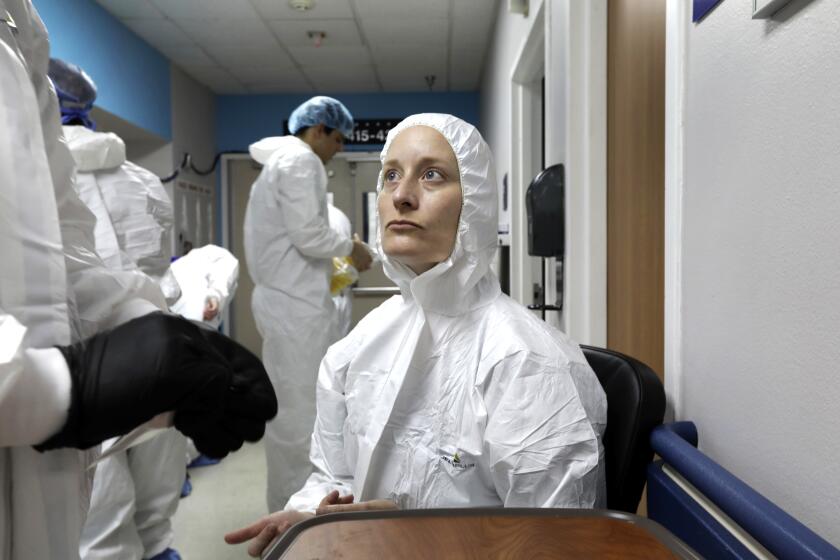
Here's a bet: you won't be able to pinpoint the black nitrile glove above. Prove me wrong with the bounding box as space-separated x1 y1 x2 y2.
35 313 277 458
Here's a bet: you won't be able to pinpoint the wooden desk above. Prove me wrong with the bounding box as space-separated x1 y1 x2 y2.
264 508 700 559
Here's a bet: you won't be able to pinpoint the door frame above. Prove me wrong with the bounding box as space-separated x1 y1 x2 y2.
509 2 545 315
219 151 382 341
663 0 688 421
509 0 608 343
219 153 251 337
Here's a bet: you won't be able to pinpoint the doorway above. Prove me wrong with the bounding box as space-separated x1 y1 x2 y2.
606 0 667 376
510 2 552 324
221 152 394 358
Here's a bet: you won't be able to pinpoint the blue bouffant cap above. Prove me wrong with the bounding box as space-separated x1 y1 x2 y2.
288 96 354 139
48 58 98 129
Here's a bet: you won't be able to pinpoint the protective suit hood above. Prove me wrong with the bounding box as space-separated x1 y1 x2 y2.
63 125 126 172
249 135 310 165
377 114 500 316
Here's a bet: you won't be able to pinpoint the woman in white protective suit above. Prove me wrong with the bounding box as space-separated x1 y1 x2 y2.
49 58 195 560
226 114 607 557
0 2 277 559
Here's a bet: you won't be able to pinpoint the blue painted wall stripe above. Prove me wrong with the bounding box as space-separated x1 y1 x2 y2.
34 0 172 139
216 91 481 153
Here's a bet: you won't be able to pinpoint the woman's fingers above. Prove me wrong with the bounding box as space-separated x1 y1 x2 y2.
317 499 396 515
316 491 354 514
246 521 293 558
318 490 340 509
224 517 268 544
247 523 279 558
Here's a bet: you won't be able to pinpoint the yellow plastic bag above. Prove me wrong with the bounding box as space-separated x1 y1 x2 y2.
330 256 358 296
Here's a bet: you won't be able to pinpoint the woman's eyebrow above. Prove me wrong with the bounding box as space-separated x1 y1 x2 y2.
384 156 454 169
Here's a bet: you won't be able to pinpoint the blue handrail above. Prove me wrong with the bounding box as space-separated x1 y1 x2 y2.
651 422 839 560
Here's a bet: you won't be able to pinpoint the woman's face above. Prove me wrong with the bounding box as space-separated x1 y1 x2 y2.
379 126 462 274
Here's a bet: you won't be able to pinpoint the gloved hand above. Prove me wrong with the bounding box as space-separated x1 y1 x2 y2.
35 313 277 457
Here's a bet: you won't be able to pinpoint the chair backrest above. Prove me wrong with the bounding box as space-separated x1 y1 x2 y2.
580 345 665 512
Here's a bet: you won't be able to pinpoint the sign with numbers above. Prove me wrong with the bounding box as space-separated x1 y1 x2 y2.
283 119 400 145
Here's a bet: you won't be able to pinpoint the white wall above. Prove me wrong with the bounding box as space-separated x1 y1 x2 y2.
480 0 606 345
481 1 540 202
481 0 544 316
170 66 218 251
675 0 840 545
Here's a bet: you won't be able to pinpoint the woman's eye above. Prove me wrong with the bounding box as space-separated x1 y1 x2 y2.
385 170 398 182
424 169 444 181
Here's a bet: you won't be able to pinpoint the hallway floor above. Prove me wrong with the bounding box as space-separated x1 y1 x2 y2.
172 441 268 559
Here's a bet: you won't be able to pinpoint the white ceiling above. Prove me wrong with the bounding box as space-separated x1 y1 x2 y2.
94 0 498 94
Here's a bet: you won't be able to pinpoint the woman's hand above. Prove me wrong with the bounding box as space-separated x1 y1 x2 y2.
224 510 312 558
203 296 220 321
315 489 398 515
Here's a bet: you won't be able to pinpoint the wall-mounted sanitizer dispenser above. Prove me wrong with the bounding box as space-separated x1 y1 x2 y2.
526 163 564 258
525 163 564 318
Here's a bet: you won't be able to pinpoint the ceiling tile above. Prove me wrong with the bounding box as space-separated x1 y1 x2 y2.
150 0 259 20
377 64 448 93
451 6 495 53
156 44 216 67
251 0 353 20
287 45 372 67
242 71 313 93
228 65 301 83
207 80 249 94
246 82 311 94
205 46 296 69
448 62 481 91
124 18 194 47
96 0 163 19
368 44 446 67
452 0 497 20
175 18 278 48
304 64 378 92
185 65 237 83
269 19 362 47
360 18 449 51
353 0 449 20
449 47 486 76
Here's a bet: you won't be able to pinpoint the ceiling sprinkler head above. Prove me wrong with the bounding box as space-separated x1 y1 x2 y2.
307 30 327 48
425 74 436 90
289 0 314 12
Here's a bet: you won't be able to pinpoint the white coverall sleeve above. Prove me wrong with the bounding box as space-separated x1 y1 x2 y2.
203 248 240 313
0 313 71 446
484 351 604 508
284 331 359 512
273 153 353 259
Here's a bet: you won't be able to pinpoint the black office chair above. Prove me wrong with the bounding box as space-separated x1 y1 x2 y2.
580 345 665 513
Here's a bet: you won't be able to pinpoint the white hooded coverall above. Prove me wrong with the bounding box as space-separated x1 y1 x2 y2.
287 114 607 511
244 136 354 510
0 1 166 557
169 244 239 330
62 125 187 560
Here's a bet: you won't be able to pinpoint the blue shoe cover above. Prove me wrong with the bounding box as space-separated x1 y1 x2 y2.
146 548 182 560
180 476 192 498
188 454 221 468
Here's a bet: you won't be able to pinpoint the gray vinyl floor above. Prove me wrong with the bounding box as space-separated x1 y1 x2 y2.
172 441 268 559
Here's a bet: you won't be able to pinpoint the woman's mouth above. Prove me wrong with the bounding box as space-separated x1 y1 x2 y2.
387 220 422 231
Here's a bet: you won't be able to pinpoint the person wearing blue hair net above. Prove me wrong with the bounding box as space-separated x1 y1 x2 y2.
244 96 373 511
48 58 190 560
0 1 277 558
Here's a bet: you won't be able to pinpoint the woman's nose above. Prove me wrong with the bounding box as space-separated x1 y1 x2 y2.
391 180 419 210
